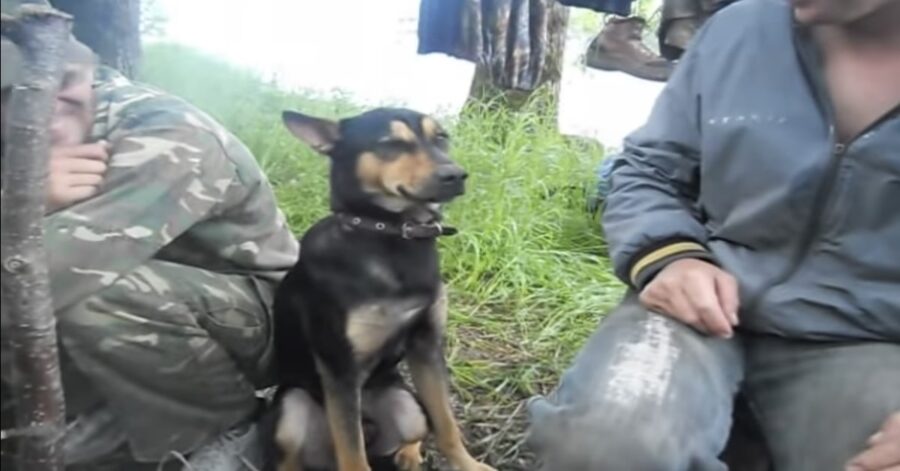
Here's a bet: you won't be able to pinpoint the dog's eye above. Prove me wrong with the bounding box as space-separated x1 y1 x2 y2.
433 133 450 148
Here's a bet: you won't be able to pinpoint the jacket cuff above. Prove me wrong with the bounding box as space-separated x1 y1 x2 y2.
628 238 717 289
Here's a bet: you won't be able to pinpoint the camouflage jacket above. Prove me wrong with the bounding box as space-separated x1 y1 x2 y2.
45 67 300 311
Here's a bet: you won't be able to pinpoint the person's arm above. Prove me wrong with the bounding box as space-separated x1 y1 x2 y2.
602 40 713 289
602 30 738 337
45 125 237 311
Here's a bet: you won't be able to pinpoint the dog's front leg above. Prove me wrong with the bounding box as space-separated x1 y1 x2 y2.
316 358 370 471
407 288 496 471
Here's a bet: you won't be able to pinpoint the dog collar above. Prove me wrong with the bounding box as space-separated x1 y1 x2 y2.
335 213 458 239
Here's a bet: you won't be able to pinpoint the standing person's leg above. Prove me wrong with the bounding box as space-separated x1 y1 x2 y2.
585 17 673 82
555 0 672 81
744 336 900 471
55 259 275 464
526 293 745 470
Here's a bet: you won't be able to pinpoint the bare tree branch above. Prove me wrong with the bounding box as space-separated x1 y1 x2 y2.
1 4 72 470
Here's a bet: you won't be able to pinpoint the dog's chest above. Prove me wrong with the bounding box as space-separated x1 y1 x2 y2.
345 295 431 360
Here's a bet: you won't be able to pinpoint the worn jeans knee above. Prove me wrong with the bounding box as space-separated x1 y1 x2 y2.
528 393 705 471
527 294 742 471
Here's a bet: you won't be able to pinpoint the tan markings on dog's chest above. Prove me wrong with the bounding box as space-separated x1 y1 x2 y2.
346 297 430 359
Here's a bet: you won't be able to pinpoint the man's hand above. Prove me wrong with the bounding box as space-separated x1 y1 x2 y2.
47 141 109 213
847 412 900 471
639 258 740 338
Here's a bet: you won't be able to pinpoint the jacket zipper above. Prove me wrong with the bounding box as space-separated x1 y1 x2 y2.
758 133 846 292
741 25 900 314
749 107 899 309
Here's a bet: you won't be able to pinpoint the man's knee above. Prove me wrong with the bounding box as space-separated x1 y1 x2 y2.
56 261 271 373
527 397 703 471
52 261 266 429
56 263 196 337
54 277 202 383
526 295 740 470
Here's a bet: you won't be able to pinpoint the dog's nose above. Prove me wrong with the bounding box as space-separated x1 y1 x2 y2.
436 165 468 184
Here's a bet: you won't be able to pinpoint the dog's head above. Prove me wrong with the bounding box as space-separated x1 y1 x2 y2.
282 108 466 217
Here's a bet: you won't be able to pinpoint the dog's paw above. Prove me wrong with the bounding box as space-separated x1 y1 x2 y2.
393 441 423 471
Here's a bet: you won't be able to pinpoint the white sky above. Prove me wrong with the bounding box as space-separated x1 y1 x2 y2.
155 0 664 149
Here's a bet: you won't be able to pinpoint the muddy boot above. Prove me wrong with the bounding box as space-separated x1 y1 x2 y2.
585 17 672 82
659 0 717 60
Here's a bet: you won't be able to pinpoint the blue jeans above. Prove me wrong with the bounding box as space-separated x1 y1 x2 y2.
526 294 900 470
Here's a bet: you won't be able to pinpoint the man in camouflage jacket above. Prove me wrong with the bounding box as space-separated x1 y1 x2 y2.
1 34 299 469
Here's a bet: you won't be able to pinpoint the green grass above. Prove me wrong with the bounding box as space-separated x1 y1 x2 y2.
141 43 625 469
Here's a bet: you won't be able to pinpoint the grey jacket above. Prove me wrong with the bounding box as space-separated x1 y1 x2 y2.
602 0 900 341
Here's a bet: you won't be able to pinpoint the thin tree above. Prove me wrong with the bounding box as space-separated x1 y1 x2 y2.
50 0 141 78
467 0 570 121
0 4 72 470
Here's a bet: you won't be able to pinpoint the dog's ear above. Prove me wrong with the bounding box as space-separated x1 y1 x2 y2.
282 111 340 155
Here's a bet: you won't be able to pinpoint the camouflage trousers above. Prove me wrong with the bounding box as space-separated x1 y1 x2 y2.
3 259 278 464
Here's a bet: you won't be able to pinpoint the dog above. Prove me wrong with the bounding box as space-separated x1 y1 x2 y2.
264 108 495 471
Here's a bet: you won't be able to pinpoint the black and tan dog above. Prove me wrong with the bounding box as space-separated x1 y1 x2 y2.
264 108 495 471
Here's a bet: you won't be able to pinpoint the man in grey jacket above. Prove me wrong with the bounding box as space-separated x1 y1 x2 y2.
526 0 899 469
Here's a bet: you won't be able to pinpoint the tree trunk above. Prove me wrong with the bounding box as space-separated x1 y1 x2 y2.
467 0 569 119
0 5 71 470
50 0 141 78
